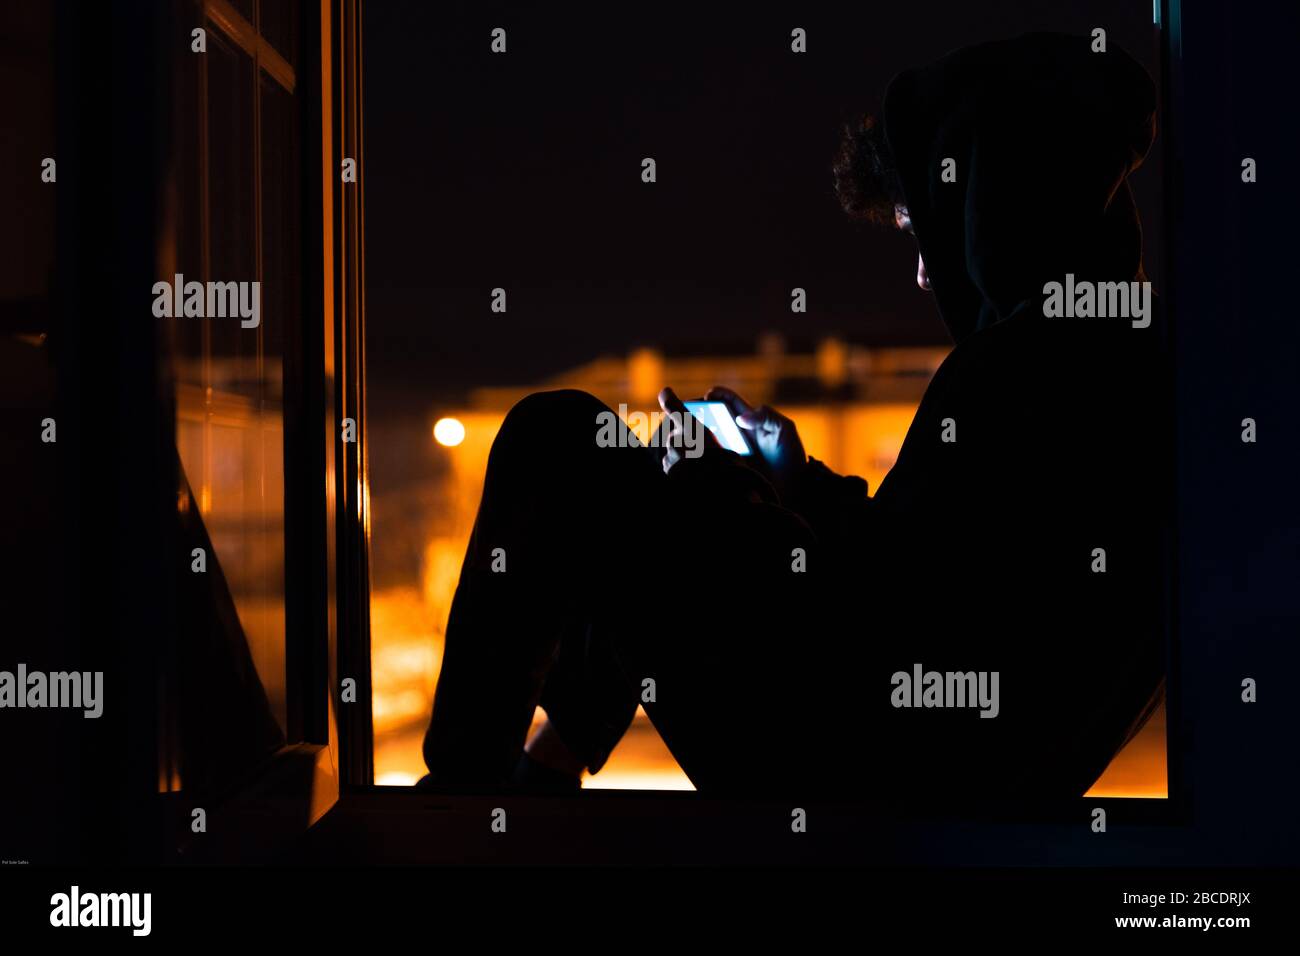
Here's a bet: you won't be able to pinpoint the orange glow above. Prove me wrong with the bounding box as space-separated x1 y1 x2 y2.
1085 702 1168 798
581 707 694 790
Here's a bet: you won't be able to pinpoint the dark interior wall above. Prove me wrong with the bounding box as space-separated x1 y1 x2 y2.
1 0 178 864
0 2 55 304
1168 0 1300 860
0 1 66 864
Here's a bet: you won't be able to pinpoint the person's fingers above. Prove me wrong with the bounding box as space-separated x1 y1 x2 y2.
659 389 687 470
659 386 719 460
736 404 780 431
705 385 754 419
658 386 687 416
661 397 684 445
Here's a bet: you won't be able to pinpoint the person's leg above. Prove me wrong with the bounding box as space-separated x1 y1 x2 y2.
606 494 831 795
531 616 640 778
421 390 659 787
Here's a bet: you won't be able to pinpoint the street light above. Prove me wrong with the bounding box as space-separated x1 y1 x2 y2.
433 417 465 447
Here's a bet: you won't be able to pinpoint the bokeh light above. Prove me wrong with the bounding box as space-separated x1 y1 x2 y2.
433 417 465 447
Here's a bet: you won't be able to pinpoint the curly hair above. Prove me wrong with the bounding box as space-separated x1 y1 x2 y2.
831 114 905 226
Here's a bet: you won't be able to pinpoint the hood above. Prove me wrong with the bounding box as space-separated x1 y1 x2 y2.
882 32 1157 342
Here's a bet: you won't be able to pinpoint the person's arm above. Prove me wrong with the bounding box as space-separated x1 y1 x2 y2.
701 386 874 544
781 455 872 543
658 383 879 551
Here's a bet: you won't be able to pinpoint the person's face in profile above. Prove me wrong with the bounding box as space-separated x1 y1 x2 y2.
894 205 931 292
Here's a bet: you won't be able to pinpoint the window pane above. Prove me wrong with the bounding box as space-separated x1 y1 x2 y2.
260 0 298 67
206 29 256 387
227 0 254 24
259 73 298 373
187 26 287 735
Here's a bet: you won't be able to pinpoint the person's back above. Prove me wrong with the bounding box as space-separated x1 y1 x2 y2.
840 314 1165 800
810 32 1166 799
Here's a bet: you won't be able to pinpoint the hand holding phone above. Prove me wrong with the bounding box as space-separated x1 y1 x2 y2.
658 387 804 489
703 386 807 496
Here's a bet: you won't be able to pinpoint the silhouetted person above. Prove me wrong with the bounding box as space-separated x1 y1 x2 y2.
422 32 1165 801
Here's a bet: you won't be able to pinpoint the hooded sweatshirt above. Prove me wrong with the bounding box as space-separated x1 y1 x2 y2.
789 33 1166 801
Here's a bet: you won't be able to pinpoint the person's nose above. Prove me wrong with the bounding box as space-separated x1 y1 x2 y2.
916 253 932 292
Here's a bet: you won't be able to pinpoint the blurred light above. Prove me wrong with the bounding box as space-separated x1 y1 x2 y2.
816 337 848 388
433 417 465 447
376 771 420 787
582 771 695 791
627 347 664 405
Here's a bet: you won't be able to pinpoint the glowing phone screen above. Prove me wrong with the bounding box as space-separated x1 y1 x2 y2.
683 400 752 455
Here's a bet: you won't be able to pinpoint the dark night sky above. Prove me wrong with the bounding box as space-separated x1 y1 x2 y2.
362 1 1161 411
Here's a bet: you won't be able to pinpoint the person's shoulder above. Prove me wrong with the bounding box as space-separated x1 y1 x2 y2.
946 309 1149 379
926 310 1156 438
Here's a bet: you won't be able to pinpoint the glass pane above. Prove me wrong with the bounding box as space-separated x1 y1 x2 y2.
174 26 287 736
206 30 257 392
260 0 298 67
259 73 298 374
227 0 254 24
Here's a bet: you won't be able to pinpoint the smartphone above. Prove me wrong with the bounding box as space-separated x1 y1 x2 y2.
683 400 753 455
